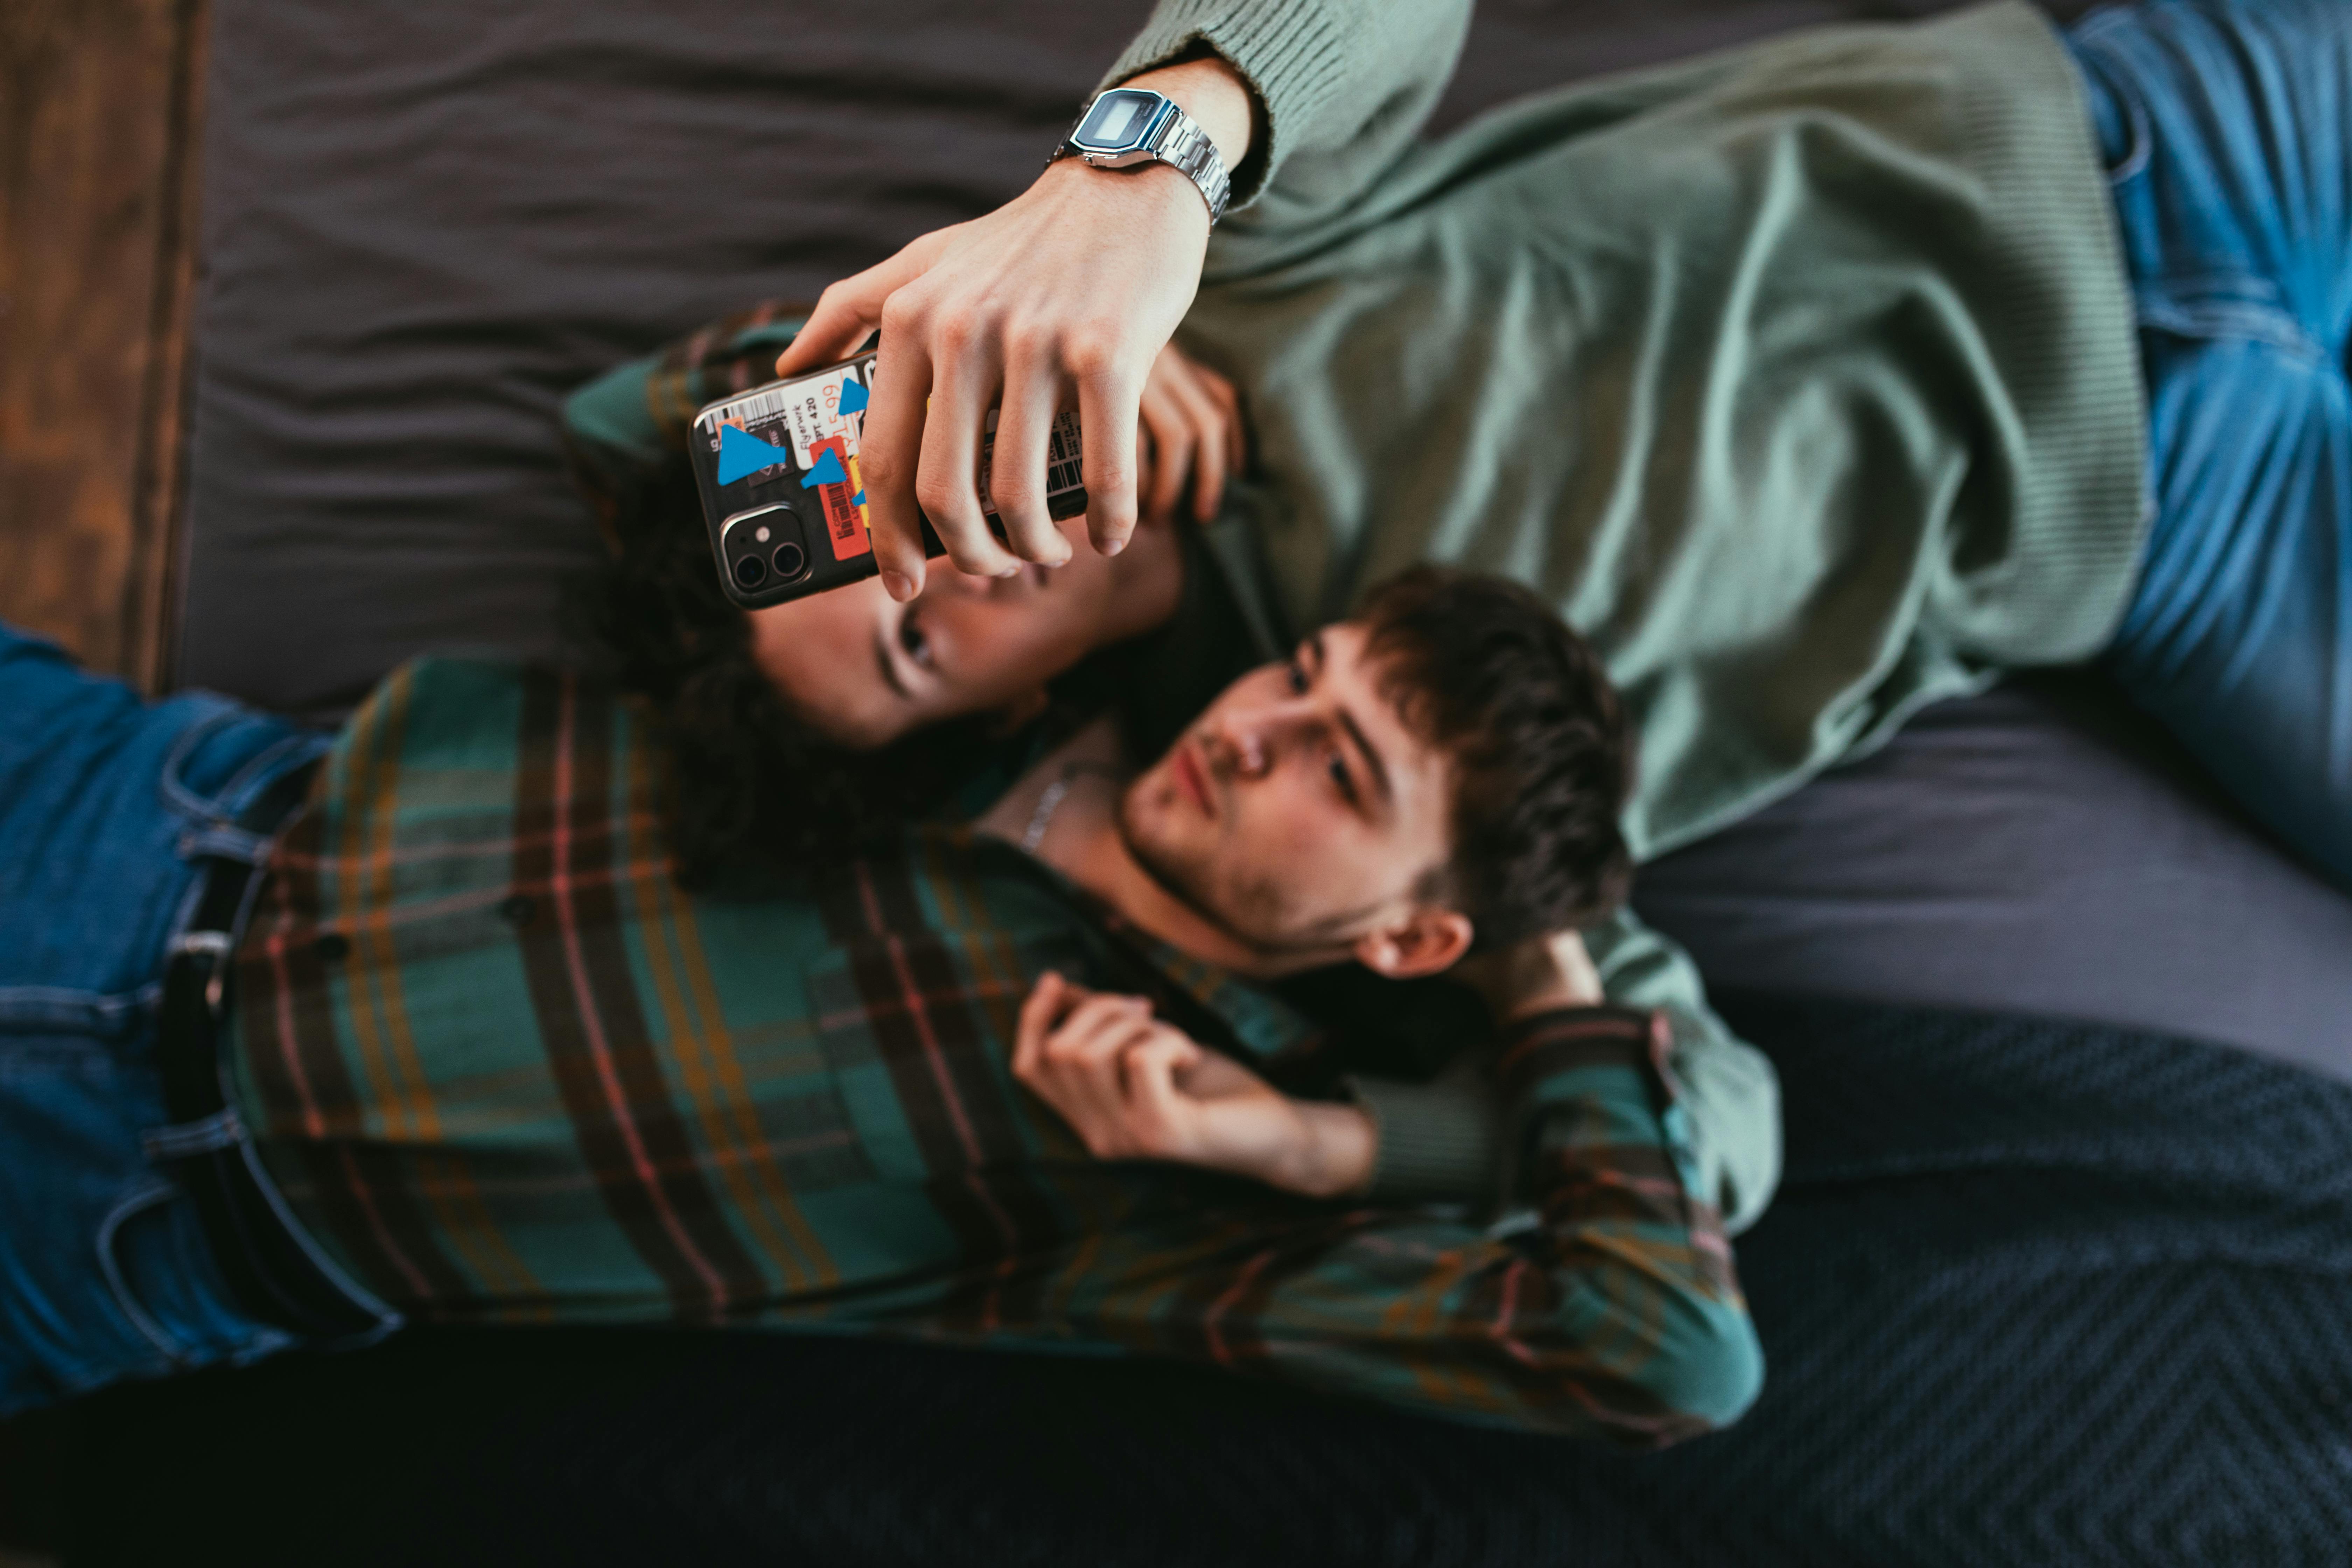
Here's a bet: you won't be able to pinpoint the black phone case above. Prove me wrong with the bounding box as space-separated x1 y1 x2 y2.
690 349 1088 609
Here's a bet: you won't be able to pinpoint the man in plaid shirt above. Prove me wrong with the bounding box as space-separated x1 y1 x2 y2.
3 569 1774 1443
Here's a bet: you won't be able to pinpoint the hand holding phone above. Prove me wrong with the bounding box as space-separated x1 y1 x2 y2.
769 56 1256 601
690 349 1086 609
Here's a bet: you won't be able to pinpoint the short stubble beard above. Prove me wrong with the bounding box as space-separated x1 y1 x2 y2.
1114 779 1381 965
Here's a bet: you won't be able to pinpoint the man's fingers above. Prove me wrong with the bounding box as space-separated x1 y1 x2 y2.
1121 1031 1204 1105
1014 970 1076 1079
858 321 943 598
1045 993 1154 1065
776 229 958 377
1115 1033 1200 1152
775 264 896 378
986 351 1072 565
1042 1001 1158 1154
913 330 1019 577
1163 372 1232 523
1074 351 1143 557
1201 363 1248 490
775 287 877 378
1139 392 1192 530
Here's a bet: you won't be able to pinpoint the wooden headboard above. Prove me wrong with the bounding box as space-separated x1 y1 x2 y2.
0 0 209 694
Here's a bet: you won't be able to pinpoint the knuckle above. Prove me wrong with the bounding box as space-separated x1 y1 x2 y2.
1064 327 1124 381
1089 449 1134 490
991 473 1041 515
877 291 926 338
931 305 982 356
913 473 969 521
1002 317 1051 367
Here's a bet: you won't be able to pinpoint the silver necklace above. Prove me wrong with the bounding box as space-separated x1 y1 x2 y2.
1017 761 1122 854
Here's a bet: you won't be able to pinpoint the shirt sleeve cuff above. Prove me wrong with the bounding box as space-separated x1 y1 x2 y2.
1345 1072 1498 1204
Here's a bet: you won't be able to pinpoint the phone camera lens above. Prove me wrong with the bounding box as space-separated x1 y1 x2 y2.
772 542 807 579
733 554 768 589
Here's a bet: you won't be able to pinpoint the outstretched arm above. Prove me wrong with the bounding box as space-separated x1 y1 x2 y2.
772 0 1475 601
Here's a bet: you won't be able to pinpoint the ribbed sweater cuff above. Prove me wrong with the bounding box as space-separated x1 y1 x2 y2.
1098 1 1351 210
1346 1073 1497 1203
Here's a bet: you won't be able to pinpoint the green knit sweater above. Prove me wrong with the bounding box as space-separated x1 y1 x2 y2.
1109 0 2148 856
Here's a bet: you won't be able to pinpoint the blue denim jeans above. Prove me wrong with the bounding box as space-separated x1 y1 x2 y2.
0 624 380 1416
2071 0 2352 887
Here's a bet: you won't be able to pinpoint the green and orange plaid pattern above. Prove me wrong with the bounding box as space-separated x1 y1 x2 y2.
227 656 1761 1443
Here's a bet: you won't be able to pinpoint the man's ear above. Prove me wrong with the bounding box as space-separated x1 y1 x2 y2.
1351 906 1475 981
985 686 1053 738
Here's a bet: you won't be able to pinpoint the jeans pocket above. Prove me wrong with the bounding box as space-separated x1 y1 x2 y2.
95 1178 195 1365
158 708 322 839
95 1174 292 1371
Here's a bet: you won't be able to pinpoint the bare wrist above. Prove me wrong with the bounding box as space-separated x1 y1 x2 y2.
1281 1103 1377 1199
1035 150 1214 242
1116 55 1256 169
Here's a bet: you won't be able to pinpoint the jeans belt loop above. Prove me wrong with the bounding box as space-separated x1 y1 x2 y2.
169 929 235 1018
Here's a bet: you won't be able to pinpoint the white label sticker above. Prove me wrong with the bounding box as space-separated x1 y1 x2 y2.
780 365 867 468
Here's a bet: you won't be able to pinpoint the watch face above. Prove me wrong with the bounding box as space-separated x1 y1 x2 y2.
1073 89 1163 154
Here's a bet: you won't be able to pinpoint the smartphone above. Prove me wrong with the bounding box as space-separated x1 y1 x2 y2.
689 348 1088 609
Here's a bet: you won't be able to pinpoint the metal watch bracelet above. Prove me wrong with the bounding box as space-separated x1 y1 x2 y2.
1051 90 1232 227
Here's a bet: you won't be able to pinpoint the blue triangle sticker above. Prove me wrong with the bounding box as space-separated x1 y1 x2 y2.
836 377 869 415
717 423 790 485
802 448 849 488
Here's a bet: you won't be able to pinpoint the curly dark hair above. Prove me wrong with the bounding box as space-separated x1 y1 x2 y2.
1357 566 1634 948
576 456 1016 890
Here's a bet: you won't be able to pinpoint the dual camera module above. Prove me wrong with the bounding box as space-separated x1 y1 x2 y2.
725 505 811 590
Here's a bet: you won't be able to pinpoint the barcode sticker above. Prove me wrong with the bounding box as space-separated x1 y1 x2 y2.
810 435 870 561
980 410 1085 514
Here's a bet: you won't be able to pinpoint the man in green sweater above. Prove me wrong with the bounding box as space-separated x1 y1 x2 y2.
763 0 2351 889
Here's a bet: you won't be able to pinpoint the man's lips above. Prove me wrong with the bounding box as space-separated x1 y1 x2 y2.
1170 739 1213 817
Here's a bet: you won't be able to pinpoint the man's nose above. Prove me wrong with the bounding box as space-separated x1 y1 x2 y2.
1210 703 1303 779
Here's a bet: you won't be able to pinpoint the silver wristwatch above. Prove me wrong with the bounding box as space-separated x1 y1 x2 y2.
1049 86 1232 226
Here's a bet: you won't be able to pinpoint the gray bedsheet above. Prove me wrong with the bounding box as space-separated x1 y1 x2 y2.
181 0 2347 1066
1634 672 2352 1080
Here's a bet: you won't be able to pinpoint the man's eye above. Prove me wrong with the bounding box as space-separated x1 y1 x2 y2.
900 614 934 670
1327 751 1356 803
1286 658 1308 695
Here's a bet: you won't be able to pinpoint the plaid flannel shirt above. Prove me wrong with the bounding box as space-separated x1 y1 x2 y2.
227 656 1763 1443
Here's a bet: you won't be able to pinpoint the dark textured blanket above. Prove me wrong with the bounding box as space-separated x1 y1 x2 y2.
12 993 2349 1566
